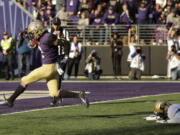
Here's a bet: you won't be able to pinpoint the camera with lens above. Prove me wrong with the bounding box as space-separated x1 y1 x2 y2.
136 48 142 54
171 45 177 53
19 29 28 39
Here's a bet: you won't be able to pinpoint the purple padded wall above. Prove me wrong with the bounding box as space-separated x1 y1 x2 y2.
0 0 32 38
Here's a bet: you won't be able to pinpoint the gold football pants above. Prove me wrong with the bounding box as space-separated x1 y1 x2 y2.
21 64 59 97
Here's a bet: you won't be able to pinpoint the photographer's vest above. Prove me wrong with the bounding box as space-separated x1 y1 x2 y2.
0 37 13 50
130 54 145 71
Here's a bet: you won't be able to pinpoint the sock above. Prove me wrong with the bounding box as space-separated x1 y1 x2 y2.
60 90 79 98
8 85 26 103
58 75 63 90
50 96 59 105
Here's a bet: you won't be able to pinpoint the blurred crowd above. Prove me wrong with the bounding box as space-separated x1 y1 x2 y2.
0 0 179 81
16 0 179 27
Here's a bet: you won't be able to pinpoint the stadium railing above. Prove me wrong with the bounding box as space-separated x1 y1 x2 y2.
64 24 167 46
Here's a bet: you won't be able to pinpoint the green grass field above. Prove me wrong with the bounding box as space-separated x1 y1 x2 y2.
0 93 180 135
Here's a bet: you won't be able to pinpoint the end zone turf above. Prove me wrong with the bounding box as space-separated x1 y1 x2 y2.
0 93 180 135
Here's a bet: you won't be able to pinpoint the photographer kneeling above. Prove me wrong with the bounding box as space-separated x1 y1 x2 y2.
167 45 180 80
84 50 102 80
129 46 145 80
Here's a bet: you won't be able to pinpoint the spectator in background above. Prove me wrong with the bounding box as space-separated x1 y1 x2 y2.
79 0 90 14
164 5 171 16
77 12 89 37
88 9 95 25
166 9 180 29
111 33 123 80
84 50 102 80
66 0 79 13
67 36 82 79
152 4 163 24
16 29 32 77
120 4 132 24
31 2 38 18
175 2 180 16
37 9 48 26
96 3 103 15
103 6 119 25
67 12 78 25
0 32 15 80
91 9 104 44
55 0 65 12
126 0 138 23
114 0 124 15
98 1 109 14
157 11 166 24
45 5 55 25
56 4 68 27
103 6 119 44
129 46 145 80
137 1 149 24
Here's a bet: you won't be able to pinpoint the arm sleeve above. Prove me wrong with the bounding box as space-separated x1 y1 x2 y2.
131 52 137 58
167 118 180 123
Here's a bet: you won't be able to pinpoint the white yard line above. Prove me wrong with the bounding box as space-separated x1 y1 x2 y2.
2 92 180 116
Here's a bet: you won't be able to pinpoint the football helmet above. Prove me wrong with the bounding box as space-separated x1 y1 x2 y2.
153 100 170 117
27 21 44 40
52 17 61 26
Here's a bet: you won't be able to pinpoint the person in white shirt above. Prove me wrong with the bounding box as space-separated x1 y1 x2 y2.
67 36 82 79
56 5 68 27
167 26 175 78
166 9 179 29
167 27 180 79
166 45 180 80
127 28 137 77
129 46 145 80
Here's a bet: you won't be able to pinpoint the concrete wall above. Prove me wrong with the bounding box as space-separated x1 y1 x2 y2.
72 46 168 76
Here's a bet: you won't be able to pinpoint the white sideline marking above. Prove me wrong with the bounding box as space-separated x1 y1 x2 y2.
1 92 180 116
0 81 180 83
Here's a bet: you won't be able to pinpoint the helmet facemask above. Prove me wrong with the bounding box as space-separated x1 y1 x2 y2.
153 100 170 120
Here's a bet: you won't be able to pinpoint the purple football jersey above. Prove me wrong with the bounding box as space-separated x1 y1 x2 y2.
38 33 58 64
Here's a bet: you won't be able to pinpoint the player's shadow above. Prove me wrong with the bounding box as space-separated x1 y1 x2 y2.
82 111 151 119
31 111 151 121
99 99 175 105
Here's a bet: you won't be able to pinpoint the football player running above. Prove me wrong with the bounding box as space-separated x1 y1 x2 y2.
1 21 89 108
48 17 82 106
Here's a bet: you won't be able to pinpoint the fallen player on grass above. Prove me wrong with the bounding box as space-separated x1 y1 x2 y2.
144 100 180 124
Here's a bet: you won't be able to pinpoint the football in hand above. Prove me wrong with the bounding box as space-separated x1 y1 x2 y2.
28 40 38 48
